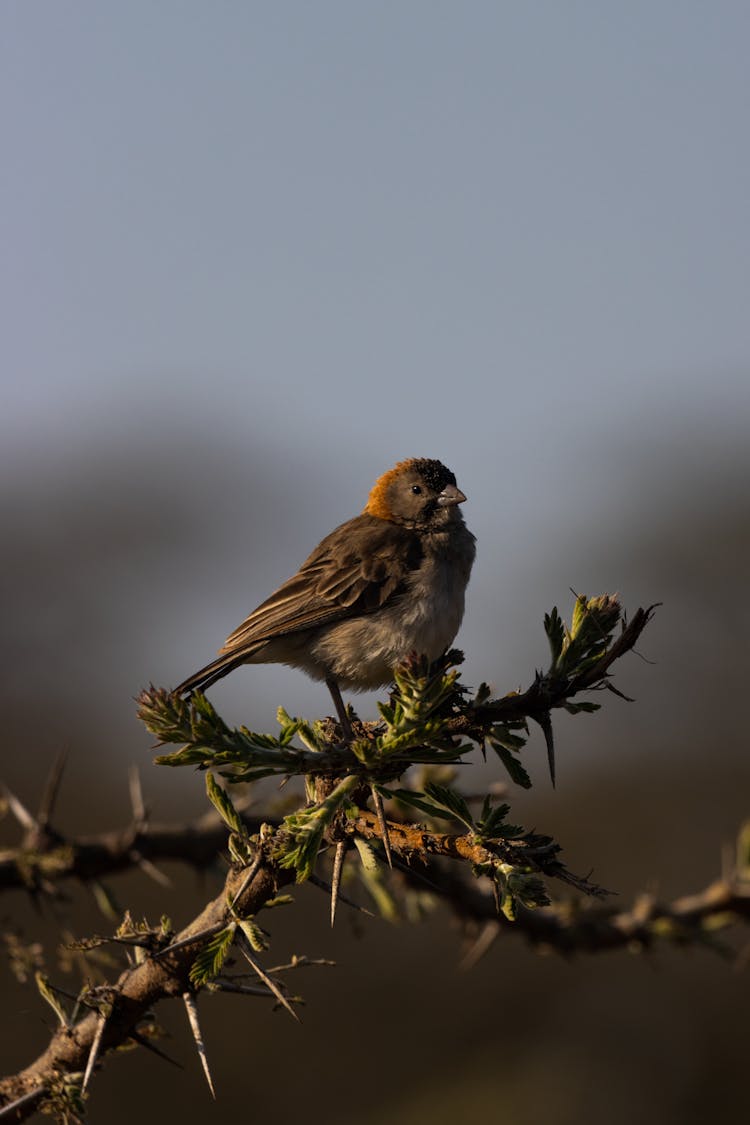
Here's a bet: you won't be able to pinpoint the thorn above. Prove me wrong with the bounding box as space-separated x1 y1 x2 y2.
128 765 147 826
82 1010 107 1093
459 921 501 971
74 933 158 953
534 712 556 788
237 935 300 1022
129 1029 184 1069
154 921 228 961
330 841 346 928
1 784 38 831
37 745 70 828
129 849 173 888
0 1088 46 1120
207 979 276 998
230 850 263 913
308 874 375 917
182 992 216 1099
50 983 92 1025
370 785 393 868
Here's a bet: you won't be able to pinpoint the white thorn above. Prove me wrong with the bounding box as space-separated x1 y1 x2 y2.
82 1011 107 1093
182 992 216 1099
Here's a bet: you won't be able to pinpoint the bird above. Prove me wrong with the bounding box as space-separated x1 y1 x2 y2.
174 457 476 734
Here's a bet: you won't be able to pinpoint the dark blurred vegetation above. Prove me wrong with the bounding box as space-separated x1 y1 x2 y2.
1 428 748 1124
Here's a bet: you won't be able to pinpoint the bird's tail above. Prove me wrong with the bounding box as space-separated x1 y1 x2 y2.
174 650 251 696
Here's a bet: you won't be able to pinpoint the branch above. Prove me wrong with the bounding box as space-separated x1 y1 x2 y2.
11 593 717 1121
0 849 293 1120
420 862 750 958
448 602 658 736
3 803 749 1117
350 809 750 951
0 801 266 895
347 810 608 898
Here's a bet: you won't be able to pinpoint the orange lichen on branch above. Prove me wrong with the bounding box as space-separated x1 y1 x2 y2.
348 810 495 865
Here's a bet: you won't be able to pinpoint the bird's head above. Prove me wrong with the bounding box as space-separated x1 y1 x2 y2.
364 458 467 530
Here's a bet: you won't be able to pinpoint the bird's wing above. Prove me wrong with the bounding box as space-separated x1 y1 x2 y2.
218 516 422 655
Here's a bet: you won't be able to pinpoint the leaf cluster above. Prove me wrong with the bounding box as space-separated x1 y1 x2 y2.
135 596 651 897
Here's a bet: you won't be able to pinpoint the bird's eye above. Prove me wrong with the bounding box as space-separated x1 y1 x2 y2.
411 484 422 495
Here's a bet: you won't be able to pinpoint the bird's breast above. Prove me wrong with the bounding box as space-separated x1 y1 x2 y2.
311 530 474 690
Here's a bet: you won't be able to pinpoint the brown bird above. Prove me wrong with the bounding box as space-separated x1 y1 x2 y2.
175 458 475 732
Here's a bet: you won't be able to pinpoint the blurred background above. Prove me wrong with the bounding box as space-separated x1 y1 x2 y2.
2 3 748 1122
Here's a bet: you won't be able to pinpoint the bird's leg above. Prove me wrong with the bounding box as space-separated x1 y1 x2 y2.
326 677 353 743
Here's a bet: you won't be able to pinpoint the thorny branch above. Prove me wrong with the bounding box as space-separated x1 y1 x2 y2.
2 595 749 1122
0 802 265 894
0 848 291 1119
2 798 750 1121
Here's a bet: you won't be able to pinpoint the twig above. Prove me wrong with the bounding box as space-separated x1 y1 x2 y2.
38 747 70 829
0 808 268 894
237 935 299 1022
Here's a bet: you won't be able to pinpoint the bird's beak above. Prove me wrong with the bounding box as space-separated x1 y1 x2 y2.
437 484 467 507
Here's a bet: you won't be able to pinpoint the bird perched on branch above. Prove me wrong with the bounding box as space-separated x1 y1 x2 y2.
175 457 475 733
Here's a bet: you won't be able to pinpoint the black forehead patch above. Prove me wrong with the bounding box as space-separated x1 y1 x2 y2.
410 459 457 492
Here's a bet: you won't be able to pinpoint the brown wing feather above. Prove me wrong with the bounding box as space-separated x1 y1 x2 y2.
219 515 422 655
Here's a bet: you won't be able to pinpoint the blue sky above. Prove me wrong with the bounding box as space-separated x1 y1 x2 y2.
3 2 749 746
4 3 748 450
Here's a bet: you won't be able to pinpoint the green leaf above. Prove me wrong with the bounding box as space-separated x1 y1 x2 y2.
422 782 474 830
154 745 214 767
474 681 492 705
189 924 236 986
570 594 589 640
507 871 550 909
276 707 313 748
489 739 531 789
499 883 517 921
279 774 360 882
206 772 245 836
264 894 295 909
563 700 601 714
35 972 69 1026
353 837 399 921
387 787 460 822
556 594 622 676
475 800 513 839
238 918 268 953
494 863 551 919
490 723 528 752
